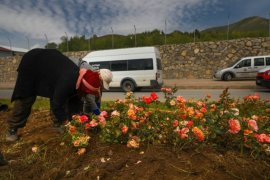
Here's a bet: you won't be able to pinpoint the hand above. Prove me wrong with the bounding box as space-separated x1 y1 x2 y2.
62 120 70 126
93 109 101 115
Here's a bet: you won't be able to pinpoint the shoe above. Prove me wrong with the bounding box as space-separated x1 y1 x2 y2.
6 129 19 142
0 104 8 112
0 153 8 166
53 120 69 127
52 122 67 134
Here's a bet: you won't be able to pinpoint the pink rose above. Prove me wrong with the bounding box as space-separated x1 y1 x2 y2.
248 120 258 132
228 119 241 134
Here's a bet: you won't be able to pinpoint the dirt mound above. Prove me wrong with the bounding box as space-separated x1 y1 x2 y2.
1 110 270 179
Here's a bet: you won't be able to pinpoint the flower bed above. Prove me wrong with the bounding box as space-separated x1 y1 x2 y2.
65 87 270 158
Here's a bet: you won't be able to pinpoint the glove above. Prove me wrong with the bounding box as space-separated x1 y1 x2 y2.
93 109 101 115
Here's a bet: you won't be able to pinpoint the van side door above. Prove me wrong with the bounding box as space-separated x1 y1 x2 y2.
252 57 266 77
233 59 252 78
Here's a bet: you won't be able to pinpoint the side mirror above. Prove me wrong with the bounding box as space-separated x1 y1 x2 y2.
234 64 240 69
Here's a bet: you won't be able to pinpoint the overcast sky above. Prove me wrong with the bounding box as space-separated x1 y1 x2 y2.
0 0 269 49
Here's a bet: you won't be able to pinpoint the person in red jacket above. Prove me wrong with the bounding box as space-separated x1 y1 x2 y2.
6 48 113 142
77 67 112 115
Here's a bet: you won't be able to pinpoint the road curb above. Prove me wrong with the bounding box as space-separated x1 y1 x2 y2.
0 82 15 90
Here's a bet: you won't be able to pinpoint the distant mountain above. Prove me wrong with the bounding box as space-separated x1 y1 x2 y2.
202 16 269 33
56 16 269 51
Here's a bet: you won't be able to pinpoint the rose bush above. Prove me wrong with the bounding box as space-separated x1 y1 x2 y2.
65 88 270 158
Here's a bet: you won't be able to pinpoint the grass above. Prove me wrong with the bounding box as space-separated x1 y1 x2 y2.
0 97 50 110
0 97 114 111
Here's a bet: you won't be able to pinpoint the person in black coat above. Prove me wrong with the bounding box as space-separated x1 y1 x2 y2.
6 48 113 142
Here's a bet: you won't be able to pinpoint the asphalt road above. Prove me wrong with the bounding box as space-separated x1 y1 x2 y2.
1 79 269 101
103 88 270 101
1 88 269 101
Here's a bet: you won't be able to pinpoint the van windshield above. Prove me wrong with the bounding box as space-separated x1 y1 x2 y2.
228 59 240 67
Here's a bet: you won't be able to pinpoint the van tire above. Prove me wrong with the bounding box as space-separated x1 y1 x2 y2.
122 80 135 92
223 72 233 81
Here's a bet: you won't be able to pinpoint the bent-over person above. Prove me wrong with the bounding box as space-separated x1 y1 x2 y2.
6 48 112 142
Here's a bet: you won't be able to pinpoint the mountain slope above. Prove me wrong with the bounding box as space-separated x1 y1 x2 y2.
202 16 269 33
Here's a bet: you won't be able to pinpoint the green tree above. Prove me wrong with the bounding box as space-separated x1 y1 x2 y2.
45 42 58 49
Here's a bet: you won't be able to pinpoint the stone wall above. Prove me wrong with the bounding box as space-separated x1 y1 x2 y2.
0 37 269 83
159 37 270 79
0 51 89 83
0 55 21 82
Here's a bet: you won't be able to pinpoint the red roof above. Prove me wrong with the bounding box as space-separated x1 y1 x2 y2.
0 47 11 52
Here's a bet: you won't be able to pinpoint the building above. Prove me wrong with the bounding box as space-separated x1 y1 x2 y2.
0 44 28 57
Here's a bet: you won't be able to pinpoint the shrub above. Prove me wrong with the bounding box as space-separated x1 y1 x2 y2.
65 88 270 158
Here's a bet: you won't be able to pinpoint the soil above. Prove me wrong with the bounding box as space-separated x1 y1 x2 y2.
1 109 270 180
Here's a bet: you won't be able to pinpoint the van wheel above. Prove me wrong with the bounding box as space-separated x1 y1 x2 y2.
122 80 135 92
223 72 233 81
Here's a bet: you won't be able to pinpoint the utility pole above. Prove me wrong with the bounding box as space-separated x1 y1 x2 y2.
84 24 91 51
44 34 49 48
134 25 137 47
268 12 270 37
111 27 114 48
25 36 30 50
193 19 197 43
91 27 95 50
65 32 69 52
193 29 196 43
164 20 167 45
88 35 91 51
227 14 230 40
6 36 12 51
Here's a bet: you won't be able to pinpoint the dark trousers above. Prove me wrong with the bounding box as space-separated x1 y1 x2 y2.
51 94 83 121
7 96 36 130
7 95 83 130
66 94 83 120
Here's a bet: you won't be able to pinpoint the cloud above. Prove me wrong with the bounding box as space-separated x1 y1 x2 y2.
0 0 217 35
0 0 269 49
0 2 70 43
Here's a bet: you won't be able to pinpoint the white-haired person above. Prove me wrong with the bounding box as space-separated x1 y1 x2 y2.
6 48 113 142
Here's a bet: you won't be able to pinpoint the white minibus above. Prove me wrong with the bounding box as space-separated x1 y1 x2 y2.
82 47 163 91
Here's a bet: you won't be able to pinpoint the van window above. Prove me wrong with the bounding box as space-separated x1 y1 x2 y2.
237 59 251 68
254 58 265 66
89 58 156 71
89 61 110 70
128 58 153 70
266 57 270 65
111 60 127 71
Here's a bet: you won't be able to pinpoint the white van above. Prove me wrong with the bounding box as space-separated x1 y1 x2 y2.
213 55 270 81
82 47 163 91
